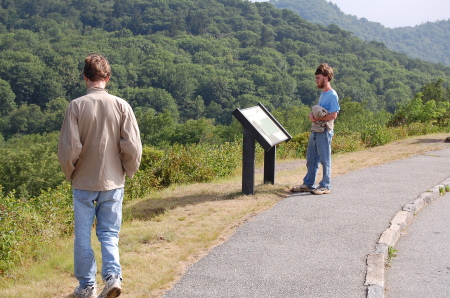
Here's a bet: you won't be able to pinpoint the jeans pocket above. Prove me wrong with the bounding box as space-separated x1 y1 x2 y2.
100 188 124 203
73 189 97 206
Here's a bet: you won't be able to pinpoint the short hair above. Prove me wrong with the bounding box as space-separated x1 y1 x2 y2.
315 63 334 82
83 54 111 82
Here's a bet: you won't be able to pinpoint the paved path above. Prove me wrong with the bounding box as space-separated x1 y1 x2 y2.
164 148 450 298
385 179 450 298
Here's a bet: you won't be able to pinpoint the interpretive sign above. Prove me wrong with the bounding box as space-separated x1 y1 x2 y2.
232 103 291 151
232 103 292 195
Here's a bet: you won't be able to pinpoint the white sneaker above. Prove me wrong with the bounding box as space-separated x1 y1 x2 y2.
98 274 122 298
73 284 97 298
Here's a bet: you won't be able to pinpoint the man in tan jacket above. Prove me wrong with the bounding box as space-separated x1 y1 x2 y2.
58 54 142 298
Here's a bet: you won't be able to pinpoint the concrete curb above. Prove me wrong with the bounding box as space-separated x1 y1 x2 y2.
365 177 450 298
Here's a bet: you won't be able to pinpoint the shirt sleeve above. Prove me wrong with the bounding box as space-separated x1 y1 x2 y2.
319 90 340 114
120 104 142 178
57 103 82 181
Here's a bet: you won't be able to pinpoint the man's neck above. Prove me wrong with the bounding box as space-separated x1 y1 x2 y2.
86 80 107 89
322 83 332 93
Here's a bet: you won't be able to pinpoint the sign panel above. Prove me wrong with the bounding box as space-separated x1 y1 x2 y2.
232 103 291 151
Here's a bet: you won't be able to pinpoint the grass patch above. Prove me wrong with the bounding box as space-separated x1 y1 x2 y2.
0 133 449 297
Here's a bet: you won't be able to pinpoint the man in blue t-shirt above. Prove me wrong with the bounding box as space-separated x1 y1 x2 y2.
292 63 340 195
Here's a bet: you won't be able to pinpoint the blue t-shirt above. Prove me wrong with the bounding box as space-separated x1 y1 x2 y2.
318 89 340 113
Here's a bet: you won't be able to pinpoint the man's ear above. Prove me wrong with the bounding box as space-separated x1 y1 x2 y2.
105 75 111 83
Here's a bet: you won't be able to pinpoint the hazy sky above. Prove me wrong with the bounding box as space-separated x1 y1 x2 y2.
251 0 450 28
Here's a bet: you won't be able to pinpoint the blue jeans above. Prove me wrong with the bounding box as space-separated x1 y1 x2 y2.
303 129 334 189
73 188 124 287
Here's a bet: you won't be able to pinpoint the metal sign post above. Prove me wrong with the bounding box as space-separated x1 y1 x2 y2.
242 129 256 195
264 146 276 185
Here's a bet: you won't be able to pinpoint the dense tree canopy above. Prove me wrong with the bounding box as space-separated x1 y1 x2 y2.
0 0 448 144
271 0 450 65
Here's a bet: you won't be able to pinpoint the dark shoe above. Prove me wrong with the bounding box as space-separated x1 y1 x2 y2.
310 187 330 195
292 184 312 192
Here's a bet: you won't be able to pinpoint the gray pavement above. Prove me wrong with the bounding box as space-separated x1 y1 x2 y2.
385 176 450 297
164 148 450 298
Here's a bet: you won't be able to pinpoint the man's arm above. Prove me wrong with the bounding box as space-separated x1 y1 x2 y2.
309 111 338 122
57 105 82 181
120 105 142 178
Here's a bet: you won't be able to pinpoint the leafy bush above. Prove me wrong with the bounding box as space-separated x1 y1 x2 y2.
406 122 441 136
332 131 364 154
277 132 310 158
0 132 64 198
0 182 72 274
157 142 241 186
125 147 165 201
361 124 395 147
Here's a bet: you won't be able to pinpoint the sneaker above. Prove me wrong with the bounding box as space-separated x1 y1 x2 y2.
310 187 331 195
73 284 97 298
291 184 312 192
98 274 122 298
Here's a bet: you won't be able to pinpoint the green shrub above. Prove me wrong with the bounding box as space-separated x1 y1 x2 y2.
406 122 440 136
125 142 243 200
0 133 64 198
0 182 73 274
158 142 241 185
278 132 310 158
125 147 166 201
332 131 364 153
361 124 395 147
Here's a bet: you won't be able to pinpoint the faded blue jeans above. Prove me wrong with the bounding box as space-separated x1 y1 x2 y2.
73 188 124 287
303 129 334 189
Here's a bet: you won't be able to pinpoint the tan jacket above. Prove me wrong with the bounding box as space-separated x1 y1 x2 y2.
58 87 142 191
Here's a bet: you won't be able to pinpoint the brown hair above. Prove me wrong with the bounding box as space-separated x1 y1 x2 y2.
315 63 334 82
83 54 111 82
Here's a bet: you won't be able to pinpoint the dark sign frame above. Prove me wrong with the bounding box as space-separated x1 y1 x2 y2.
232 103 292 151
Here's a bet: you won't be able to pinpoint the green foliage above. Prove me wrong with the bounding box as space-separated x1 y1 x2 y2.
335 97 391 133
124 147 165 201
332 131 365 154
0 182 73 273
0 0 449 139
1 0 450 277
0 78 16 116
156 142 241 186
390 89 450 128
0 132 65 198
279 132 310 158
273 0 450 66
361 125 409 147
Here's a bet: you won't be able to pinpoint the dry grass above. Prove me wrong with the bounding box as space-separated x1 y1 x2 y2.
0 133 449 297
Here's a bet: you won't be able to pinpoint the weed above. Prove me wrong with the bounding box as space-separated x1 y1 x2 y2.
387 246 398 266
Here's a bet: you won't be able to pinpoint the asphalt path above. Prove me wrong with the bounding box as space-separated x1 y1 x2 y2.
385 175 450 298
164 148 450 298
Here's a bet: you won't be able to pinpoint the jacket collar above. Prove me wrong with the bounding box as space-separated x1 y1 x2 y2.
87 87 108 94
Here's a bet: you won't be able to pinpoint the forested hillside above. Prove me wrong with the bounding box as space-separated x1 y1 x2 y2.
270 0 450 65
0 0 449 145
1 0 450 277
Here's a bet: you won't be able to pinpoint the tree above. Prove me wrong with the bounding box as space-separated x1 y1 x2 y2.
40 97 68 133
0 78 16 116
118 87 179 120
3 104 43 137
134 108 177 146
421 78 449 103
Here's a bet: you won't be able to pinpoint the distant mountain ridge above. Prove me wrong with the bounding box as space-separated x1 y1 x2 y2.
270 0 450 65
